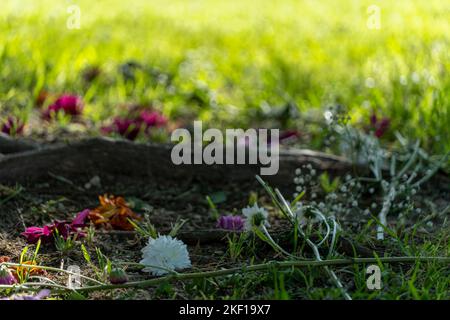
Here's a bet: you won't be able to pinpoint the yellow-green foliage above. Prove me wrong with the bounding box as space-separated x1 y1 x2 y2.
0 0 448 153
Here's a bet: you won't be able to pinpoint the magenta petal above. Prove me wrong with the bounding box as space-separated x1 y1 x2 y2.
23 226 44 233
53 221 71 239
71 209 90 228
21 226 46 244
43 94 83 119
42 225 53 236
140 111 167 128
56 95 83 115
113 117 142 140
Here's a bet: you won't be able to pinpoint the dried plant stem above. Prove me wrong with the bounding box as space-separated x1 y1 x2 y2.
377 184 397 240
305 238 352 300
0 262 104 285
53 256 450 294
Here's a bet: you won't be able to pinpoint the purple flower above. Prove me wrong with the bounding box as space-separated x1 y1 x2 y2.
369 113 390 138
1 289 50 300
1 117 24 136
216 215 244 231
0 266 16 285
375 118 390 138
43 94 83 119
370 114 378 126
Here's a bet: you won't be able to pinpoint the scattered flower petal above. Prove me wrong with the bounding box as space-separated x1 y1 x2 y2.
0 265 16 285
71 209 90 228
88 195 141 230
216 215 244 231
140 235 191 276
22 212 88 244
101 117 143 140
140 110 167 130
1 289 50 300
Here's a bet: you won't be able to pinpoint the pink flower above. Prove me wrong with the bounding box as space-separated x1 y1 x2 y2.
1 117 24 136
140 110 167 129
369 113 390 138
22 209 89 244
21 226 53 244
43 94 83 119
101 110 167 140
216 215 244 231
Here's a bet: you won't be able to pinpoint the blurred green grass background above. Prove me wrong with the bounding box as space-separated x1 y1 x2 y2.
0 0 449 153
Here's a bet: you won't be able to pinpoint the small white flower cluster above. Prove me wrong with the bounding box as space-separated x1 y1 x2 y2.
242 203 270 231
140 235 191 276
293 164 317 199
294 161 371 220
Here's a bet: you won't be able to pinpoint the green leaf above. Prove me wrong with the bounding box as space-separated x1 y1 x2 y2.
291 191 305 207
81 244 91 263
320 172 340 193
19 246 29 264
33 239 41 261
206 195 220 219
66 291 87 300
209 191 227 204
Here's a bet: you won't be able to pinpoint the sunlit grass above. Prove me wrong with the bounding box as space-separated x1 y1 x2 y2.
0 0 448 153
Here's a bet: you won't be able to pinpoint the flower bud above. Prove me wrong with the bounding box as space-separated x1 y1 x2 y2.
0 265 17 285
109 268 128 285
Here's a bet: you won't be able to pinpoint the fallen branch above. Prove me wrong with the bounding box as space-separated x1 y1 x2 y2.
0 137 357 190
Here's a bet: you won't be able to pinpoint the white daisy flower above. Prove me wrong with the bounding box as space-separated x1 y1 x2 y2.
242 203 270 231
140 235 191 276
